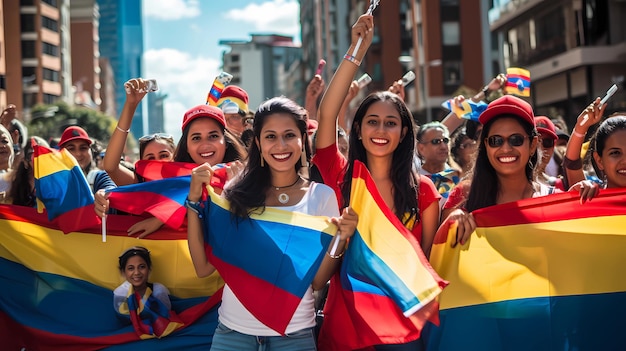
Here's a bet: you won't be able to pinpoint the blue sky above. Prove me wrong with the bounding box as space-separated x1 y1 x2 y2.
142 0 300 138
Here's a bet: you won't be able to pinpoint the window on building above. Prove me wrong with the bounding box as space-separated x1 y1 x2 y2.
42 42 59 57
231 55 239 63
442 22 460 46
42 0 58 8
21 41 36 59
42 16 59 32
43 68 59 82
0 75 6 90
43 94 58 105
443 61 462 95
20 14 35 32
20 0 35 5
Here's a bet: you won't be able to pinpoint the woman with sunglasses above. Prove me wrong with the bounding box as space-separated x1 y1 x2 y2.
534 116 565 191
312 15 441 350
440 95 599 245
186 96 358 350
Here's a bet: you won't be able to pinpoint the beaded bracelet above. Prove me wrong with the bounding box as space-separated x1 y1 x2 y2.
572 130 586 138
327 250 345 259
343 54 361 67
116 125 130 133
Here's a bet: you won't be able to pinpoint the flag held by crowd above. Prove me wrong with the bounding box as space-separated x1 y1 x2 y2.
199 185 337 335
318 161 447 350
441 99 488 122
505 67 531 97
0 205 223 350
33 144 100 233
426 188 626 351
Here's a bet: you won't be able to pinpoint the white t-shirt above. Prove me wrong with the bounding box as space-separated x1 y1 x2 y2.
218 181 340 336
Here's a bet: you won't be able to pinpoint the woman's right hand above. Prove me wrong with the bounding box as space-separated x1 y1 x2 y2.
123 78 149 105
94 189 109 218
189 163 214 202
575 97 606 132
350 14 374 57
440 208 476 248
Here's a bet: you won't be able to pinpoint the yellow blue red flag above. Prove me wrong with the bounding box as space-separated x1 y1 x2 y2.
426 189 626 350
318 161 447 350
505 67 531 97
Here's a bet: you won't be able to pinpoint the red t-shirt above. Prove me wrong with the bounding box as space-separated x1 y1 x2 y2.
312 144 440 242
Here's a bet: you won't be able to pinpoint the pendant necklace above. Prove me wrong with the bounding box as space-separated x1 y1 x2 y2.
273 176 301 204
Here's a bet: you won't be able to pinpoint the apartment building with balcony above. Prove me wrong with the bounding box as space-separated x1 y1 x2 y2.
4 0 72 119
490 0 626 127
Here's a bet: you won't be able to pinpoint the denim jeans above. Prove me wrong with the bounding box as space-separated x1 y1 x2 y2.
211 322 317 351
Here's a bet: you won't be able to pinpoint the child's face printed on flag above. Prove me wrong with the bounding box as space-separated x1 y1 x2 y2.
595 129 626 189
63 140 92 170
258 113 304 172
485 117 536 177
359 101 407 158
123 255 150 293
186 118 226 166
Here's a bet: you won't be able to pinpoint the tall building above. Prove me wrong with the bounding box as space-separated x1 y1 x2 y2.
489 0 626 127
0 1 7 109
70 0 101 110
220 35 302 110
97 0 144 136
300 0 350 80
3 0 73 119
147 91 167 134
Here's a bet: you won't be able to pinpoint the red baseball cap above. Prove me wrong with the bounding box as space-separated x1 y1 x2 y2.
534 116 557 140
182 105 226 131
479 95 535 129
59 126 92 148
217 86 249 113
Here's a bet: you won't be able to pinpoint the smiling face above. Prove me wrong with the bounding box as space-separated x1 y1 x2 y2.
123 255 150 294
0 131 13 170
358 101 407 159
257 113 303 176
63 140 92 171
186 118 226 165
484 117 537 178
418 128 450 167
594 129 626 188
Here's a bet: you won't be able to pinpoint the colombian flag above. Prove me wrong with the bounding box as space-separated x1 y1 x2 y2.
200 186 337 335
425 188 626 351
318 161 447 350
505 67 531 97
0 204 223 350
206 79 225 106
107 176 191 229
33 144 100 233
441 99 488 122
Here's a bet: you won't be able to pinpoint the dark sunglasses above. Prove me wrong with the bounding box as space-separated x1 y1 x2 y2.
423 137 450 145
486 134 528 148
138 133 174 144
541 138 555 148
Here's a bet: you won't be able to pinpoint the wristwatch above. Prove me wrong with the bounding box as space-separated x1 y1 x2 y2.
185 197 203 217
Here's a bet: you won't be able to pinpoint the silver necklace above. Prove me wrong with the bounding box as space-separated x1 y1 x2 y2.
272 176 301 204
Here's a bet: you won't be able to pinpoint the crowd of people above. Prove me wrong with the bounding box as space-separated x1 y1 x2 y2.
2 12 624 351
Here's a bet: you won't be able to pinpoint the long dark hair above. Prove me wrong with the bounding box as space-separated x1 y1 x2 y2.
341 91 419 226
224 97 310 218
10 136 49 207
118 246 152 272
173 122 246 164
592 115 626 184
465 116 538 212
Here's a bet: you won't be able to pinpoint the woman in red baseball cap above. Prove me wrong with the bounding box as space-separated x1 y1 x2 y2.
440 95 599 246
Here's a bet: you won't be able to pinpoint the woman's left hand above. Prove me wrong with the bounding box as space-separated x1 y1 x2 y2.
189 163 214 202
569 179 600 204
332 206 358 241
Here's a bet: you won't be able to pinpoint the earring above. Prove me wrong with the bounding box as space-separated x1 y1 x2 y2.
301 145 308 168
527 158 535 170
260 148 265 167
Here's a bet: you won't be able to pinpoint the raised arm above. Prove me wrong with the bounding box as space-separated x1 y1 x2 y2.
563 97 605 186
441 73 506 133
103 78 148 186
316 15 374 151
304 75 326 121
337 80 360 132
187 163 217 278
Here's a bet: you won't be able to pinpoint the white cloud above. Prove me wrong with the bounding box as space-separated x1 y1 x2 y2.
143 0 200 21
143 48 221 140
224 0 300 39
